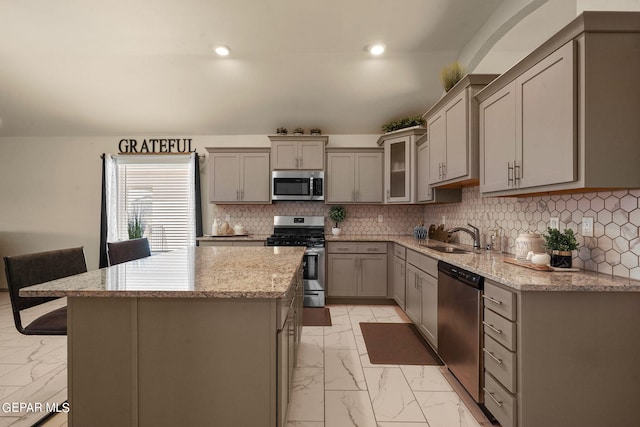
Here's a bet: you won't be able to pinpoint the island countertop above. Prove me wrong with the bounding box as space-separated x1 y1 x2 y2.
20 246 305 298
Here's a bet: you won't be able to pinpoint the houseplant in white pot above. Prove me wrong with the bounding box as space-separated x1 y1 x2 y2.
543 227 578 268
328 205 346 236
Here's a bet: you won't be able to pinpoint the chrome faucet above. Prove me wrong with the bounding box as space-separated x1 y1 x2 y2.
448 223 481 249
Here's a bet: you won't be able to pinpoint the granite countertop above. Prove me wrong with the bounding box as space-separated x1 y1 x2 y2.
197 234 270 241
20 246 305 299
327 234 640 292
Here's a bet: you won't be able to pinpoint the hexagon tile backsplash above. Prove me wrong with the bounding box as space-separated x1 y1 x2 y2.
209 203 425 237
424 187 640 280
208 186 640 281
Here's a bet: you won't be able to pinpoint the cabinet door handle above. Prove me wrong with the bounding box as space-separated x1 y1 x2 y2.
386 190 390 200
236 189 240 200
484 388 503 407
483 348 503 365
483 321 503 335
482 295 503 305
299 157 303 168
240 189 244 200
438 163 443 180
514 160 521 186
507 162 514 186
442 162 447 178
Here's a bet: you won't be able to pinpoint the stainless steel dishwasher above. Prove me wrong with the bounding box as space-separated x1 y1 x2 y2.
437 261 484 403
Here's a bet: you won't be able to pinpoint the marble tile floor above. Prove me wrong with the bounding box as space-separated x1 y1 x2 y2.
0 292 490 427
287 304 492 427
0 292 67 427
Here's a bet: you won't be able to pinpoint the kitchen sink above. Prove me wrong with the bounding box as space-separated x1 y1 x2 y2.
424 245 471 254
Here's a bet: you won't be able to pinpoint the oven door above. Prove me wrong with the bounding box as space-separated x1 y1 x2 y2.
303 247 325 307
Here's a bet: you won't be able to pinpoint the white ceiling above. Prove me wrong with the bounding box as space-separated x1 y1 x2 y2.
0 0 507 137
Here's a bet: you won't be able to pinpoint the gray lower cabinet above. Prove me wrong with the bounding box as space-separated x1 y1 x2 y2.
327 242 388 298
391 244 406 309
404 249 438 349
482 278 640 427
278 266 303 427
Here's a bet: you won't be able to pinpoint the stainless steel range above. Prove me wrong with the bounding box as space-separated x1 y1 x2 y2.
266 216 325 307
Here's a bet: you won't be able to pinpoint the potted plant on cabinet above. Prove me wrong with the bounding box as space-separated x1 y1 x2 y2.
381 115 425 133
543 227 578 268
328 205 346 236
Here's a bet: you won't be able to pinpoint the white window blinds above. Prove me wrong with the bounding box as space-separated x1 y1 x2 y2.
105 154 196 251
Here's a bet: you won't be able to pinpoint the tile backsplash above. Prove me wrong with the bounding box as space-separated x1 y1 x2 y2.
424 187 640 280
210 203 424 236
208 187 640 281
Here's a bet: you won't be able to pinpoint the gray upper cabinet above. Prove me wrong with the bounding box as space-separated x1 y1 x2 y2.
480 42 576 194
377 128 426 204
416 135 462 204
269 136 327 170
478 12 640 196
326 148 383 203
424 75 498 188
206 148 271 203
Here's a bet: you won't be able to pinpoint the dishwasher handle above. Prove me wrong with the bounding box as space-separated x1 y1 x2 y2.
437 261 484 289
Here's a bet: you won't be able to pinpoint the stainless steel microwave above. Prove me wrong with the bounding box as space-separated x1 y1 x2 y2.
272 171 324 201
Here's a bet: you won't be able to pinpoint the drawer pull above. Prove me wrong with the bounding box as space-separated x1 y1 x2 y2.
483 321 503 335
366 248 378 251
482 295 503 305
483 348 503 365
337 248 348 251
484 388 504 407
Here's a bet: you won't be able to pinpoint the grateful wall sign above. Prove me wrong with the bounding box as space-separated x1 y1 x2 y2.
118 138 194 154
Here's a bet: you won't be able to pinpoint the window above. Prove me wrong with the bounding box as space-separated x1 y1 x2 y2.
105 154 196 251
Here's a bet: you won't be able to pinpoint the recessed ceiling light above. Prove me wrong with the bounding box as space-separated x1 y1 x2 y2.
366 43 386 56
214 45 230 57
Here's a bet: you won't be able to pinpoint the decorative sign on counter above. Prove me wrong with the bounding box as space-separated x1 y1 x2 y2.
118 138 194 154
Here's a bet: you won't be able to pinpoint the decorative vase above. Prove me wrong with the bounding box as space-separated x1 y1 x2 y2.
332 227 341 236
550 250 572 268
413 224 427 240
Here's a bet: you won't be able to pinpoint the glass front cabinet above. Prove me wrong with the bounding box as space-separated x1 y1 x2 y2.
378 128 426 204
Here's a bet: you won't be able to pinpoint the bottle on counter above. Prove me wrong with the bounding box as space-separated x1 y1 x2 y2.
211 218 220 236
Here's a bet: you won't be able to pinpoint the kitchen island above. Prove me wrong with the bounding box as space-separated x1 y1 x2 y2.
21 246 305 427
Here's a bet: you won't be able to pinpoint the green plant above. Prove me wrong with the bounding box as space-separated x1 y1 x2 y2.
127 204 146 239
381 115 425 133
294 127 304 134
440 61 465 92
328 205 347 228
276 127 288 135
310 128 321 135
542 227 578 251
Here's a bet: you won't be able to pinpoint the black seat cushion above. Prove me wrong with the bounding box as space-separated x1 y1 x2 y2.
23 306 67 335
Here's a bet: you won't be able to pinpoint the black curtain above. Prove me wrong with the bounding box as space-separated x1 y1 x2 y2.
194 152 203 238
99 154 109 268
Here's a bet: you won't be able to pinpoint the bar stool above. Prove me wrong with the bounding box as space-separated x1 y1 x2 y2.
3 247 87 335
107 238 151 266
